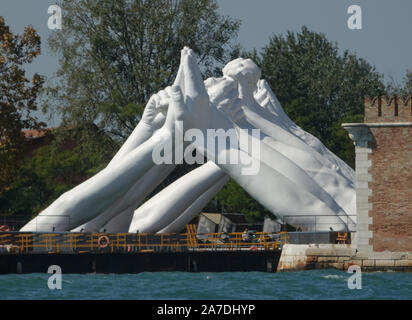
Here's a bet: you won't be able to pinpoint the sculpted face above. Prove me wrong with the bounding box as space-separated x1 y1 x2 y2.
222 58 261 92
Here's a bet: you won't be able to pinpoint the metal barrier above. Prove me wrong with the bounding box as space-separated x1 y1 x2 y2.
281 215 356 232
0 215 32 231
0 215 71 232
0 230 289 254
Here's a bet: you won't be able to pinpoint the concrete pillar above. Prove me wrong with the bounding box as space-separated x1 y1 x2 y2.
342 124 374 253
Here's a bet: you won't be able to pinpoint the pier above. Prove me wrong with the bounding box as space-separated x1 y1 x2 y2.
3 229 410 273
0 229 286 274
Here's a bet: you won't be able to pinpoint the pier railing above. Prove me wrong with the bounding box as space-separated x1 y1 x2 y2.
0 230 289 254
281 215 357 232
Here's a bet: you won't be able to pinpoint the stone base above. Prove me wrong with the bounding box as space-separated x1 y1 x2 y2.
277 244 412 272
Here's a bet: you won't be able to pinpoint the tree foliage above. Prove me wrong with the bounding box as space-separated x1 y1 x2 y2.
0 16 44 192
402 71 412 94
0 127 113 216
204 179 271 223
387 70 412 96
47 0 240 141
260 26 386 166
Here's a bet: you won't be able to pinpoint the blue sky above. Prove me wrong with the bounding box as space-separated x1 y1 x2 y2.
2 0 412 124
218 0 412 84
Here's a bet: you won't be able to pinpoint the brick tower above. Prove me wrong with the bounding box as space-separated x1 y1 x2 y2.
343 96 412 257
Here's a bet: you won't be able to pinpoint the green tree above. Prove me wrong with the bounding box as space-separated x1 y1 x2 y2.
387 70 412 96
42 0 243 221
204 179 271 223
46 0 240 142
0 17 44 192
0 126 113 217
260 26 385 166
402 71 412 94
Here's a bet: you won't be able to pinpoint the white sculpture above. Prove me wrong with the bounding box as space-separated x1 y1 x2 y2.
21 84 186 231
21 47 356 233
22 55 186 232
128 55 355 233
129 161 228 233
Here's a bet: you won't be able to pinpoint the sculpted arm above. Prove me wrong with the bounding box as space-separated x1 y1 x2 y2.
172 49 350 230
21 87 185 232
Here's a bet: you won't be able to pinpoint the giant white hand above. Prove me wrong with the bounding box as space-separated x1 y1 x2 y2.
252 79 356 224
127 49 345 234
254 79 355 182
126 65 240 234
158 68 356 234
72 88 176 232
108 89 168 166
20 62 189 232
157 50 350 231
73 48 222 233
74 48 225 233
215 58 356 226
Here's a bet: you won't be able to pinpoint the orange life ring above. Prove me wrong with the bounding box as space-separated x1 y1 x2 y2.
249 246 258 251
98 235 110 248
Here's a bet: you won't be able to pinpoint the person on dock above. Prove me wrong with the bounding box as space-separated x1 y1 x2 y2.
242 228 249 242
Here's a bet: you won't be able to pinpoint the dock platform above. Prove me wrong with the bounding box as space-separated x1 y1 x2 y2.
0 230 285 274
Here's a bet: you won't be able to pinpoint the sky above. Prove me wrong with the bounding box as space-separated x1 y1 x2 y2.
2 0 412 125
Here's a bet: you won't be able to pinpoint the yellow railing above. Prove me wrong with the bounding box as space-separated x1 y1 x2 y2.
0 230 289 254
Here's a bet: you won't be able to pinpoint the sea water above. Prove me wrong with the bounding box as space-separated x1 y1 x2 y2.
0 270 411 300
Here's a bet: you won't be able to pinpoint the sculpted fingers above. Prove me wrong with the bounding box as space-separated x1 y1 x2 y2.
157 89 170 111
163 85 186 130
141 94 158 124
181 48 208 107
173 48 188 88
254 80 280 114
206 76 240 120
206 77 237 105
254 81 267 105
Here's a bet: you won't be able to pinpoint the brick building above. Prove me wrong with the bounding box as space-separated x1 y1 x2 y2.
343 96 412 257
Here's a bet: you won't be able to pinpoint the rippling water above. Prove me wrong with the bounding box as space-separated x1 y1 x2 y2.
1 270 411 300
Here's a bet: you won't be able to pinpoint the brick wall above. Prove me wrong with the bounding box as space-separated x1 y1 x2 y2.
343 96 412 254
364 96 412 252
365 96 412 123
368 126 412 251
